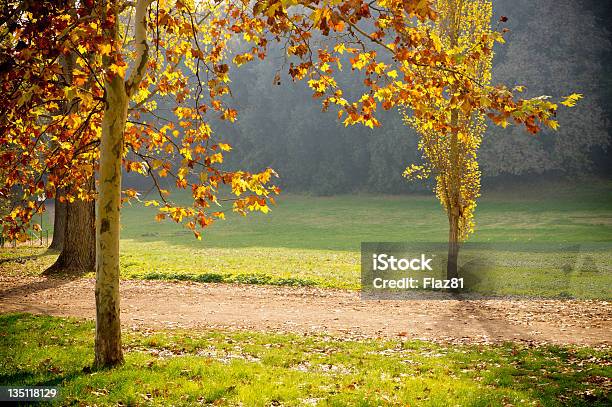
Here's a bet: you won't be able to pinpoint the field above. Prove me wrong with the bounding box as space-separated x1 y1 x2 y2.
1 313 610 406
2 181 611 297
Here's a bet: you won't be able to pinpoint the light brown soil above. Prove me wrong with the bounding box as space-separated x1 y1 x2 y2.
0 275 610 346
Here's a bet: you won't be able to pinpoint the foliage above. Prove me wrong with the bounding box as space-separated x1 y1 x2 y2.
0 0 281 241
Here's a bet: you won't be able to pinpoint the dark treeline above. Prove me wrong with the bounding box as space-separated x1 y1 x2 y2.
126 0 611 195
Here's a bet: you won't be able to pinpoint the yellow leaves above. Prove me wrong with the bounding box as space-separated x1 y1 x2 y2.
561 93 583 107
403 164 431 180
209 153 223 164
76 44 88 55
127 161 146 174
180 147 192 161
99 43 112 56
212 211 225 220
174 106 195 120
496 116 509 128
373 62 388 75
364 118 380 129
545 119 560 131
221 108 237 122
109 62 128 78
308 77 337 93
350 52 374 70
177 167 189 180
218 143 232 151
431 33 443 53
386 70 398 79
124 189 139 199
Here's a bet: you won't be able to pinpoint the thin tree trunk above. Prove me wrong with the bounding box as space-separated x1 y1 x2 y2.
48 192 66 251
447 210 460 280
446 11 462 283
94 0 151 369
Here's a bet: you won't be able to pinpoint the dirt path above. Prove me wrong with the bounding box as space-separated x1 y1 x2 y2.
0 275 610 346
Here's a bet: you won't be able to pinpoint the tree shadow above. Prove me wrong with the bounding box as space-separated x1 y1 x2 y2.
0 251 50 266
0 369 85 387
0 277 71 301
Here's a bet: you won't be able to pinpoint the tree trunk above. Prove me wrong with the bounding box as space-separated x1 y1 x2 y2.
45 181 95 274
94 0 150 368
446 3 461 284
94 74 128 368
48 192 66 251
447 210 460 280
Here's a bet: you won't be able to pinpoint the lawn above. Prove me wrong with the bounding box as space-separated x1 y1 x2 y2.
1 313 610 406
2 180 611 296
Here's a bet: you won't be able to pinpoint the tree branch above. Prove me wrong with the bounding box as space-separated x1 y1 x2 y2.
125 0 152 96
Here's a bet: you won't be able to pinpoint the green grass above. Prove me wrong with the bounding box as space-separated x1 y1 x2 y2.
2 181 611 296
1 313 610 406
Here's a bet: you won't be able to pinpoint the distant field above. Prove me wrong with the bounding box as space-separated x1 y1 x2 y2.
2 181 611 296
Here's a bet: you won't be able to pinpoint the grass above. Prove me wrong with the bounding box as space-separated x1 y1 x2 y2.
1 313 610 406
1 181 611 296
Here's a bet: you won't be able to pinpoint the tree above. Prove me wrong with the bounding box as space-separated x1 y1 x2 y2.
402 0 494 279
46 183 95 274
1 0 280 367
47 7 96 272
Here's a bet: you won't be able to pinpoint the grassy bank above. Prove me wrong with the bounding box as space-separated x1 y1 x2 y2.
1 313 610 406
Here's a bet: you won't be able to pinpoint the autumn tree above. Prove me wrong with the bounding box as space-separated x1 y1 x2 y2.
400 0 581 279
401 0 495 279
1 0 279 367
47 1 96 274
0 0 97 271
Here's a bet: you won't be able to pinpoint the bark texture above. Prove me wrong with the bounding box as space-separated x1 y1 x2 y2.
48 193 66 251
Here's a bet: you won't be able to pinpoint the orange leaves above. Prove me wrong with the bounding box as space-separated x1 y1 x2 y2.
232 53 254 67
108 60 128 79
221 108 238 123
